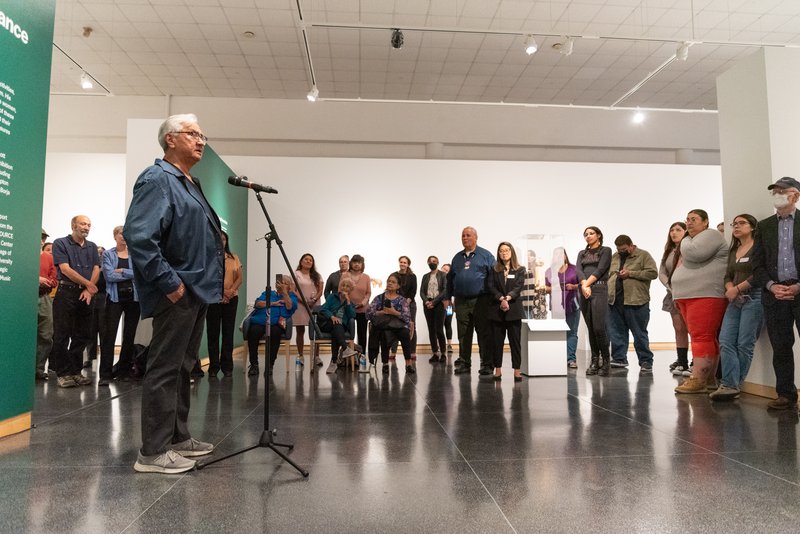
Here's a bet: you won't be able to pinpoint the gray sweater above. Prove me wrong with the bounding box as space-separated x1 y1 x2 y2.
671 228 728 300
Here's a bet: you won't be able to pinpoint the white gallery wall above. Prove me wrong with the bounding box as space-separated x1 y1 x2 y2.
42 153 126 250
226 155 723 345
42 150 723 346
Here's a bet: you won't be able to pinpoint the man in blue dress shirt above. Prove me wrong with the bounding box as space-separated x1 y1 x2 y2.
446 226 496 375
125 114 224 473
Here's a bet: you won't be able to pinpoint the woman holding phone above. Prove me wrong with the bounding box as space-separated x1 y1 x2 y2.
366 273 413 374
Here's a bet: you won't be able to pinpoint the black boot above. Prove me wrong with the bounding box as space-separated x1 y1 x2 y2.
598 351 610 376
586 354 599 375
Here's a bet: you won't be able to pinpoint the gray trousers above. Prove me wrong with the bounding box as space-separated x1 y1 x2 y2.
140 290 207 456
36 295 54 373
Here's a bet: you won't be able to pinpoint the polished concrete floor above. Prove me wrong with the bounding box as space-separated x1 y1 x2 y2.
2 350 800 533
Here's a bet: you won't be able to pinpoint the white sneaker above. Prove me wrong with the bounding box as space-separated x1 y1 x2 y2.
671 366 688 376
326 361 337 374
134 450 196 474
342 347 357 359
172 437 214 457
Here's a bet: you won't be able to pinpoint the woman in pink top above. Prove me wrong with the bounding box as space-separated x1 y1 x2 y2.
341 254 371 352
293 253 323 367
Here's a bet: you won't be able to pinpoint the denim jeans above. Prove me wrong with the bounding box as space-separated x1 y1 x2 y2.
565 308 580 362
719 290 763 389
608 300 653 366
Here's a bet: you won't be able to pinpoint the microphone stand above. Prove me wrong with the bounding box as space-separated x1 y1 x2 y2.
197 190 310 477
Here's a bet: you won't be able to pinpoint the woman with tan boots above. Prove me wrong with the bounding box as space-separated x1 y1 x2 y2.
671 209 728 394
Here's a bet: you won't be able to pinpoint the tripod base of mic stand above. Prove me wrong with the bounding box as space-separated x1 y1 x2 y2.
196 429 309 477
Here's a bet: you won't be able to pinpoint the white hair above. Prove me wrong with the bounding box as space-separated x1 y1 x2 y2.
157 113 199 151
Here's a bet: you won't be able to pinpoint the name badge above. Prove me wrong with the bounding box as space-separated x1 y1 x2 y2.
507 274 515 279
738 257 750 263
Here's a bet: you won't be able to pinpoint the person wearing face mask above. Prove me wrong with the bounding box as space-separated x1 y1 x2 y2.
752 177 800 410
420 255 448 363
606 235 658 375
671 209 728 394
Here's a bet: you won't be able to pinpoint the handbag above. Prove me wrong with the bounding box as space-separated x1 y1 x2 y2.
371 313 405 330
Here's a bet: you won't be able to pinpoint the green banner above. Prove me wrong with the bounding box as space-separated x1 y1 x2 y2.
0 0 56 422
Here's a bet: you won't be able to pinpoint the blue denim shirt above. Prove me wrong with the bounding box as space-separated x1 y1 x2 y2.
447 246 495 298
124 159 224 317
102 247 138 303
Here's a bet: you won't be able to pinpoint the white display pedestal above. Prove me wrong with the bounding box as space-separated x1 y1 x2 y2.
520 319 569 377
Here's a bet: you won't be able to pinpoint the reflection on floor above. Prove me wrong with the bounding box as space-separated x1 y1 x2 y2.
2 350 800 533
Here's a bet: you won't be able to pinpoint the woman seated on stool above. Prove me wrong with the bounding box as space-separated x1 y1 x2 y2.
318 278 357 374
366 273 414 374
247 275 298 376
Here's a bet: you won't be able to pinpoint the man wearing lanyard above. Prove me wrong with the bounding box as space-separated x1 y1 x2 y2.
445 227 496 375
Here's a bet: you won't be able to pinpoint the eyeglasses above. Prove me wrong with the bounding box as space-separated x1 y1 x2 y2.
176 130 207 142
730 221 750 227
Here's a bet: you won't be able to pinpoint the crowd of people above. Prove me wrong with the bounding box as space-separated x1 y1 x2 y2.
35 113 800 475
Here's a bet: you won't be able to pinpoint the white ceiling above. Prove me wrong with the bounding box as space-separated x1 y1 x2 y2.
51 0 800 110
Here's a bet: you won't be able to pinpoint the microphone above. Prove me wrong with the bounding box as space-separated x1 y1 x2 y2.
227 176 278 194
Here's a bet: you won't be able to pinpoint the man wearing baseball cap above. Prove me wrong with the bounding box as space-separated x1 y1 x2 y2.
753 176 800 410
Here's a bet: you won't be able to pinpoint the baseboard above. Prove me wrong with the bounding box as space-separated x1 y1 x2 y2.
0 412 31 439
740 382 777 400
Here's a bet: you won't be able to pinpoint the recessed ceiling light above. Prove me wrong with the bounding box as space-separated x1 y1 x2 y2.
524 35 538 55
242 31 255 39
80 72 93 90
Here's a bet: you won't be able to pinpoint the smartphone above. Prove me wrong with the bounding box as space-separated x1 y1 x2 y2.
276 274 284 284
383 298 392 309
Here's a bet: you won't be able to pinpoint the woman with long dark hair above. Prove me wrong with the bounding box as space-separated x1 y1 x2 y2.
545 247 580 369
205 230 242 377
366 273 413 374
487 242 525 381
392 255 418 363
576 226 613 376
671 209 728 394
293 253 323 367
659 222 691 376
711 214 762 401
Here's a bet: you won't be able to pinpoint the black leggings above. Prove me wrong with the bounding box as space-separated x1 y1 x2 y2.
424 303 446 354
369 327 411 364
579 283 610 360
247 323 284 367
320 319 351 362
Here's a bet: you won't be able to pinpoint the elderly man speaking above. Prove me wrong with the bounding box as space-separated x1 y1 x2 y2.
125 114 224 474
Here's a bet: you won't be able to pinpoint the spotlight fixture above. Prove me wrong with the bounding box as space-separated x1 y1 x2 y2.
632 111 645 124
391 28 404 49
80 71 93 90
553 36 575 56
676 41 689 61
307 85 319 102
524 34 538 55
